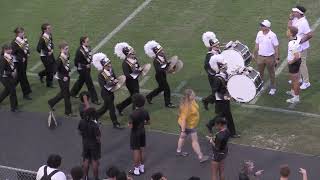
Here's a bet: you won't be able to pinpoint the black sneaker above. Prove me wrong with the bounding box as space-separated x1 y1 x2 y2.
113 123 123 129
39 74 44 83
92 101 101 105
165 103 176 108
202 98 209 111
23 94 32 100
116 105 123 116
65 113 77 118
11 108 21 112
146 96 153 104
46 85 55 88
176 151 189 157
231 134 241 138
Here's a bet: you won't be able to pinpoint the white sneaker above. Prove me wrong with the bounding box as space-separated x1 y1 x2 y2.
286 97 300 103
300 82 311 90
139 164 145 174
286 90 294 96
134 167 140 176
268 88 276 95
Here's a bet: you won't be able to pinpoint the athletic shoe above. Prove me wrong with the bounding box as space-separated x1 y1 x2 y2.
176 151 189 157
199 155 209 163
139 164 145 174
129 168 140 176
268 88 276 95
231 134 241 138
300 82 311 90
286 97 300 104
165 103 176 108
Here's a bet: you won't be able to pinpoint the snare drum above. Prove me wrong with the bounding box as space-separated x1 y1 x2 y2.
227 69 263 103
221 41 252 74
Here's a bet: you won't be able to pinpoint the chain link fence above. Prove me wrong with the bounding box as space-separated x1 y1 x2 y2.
0 165 37 180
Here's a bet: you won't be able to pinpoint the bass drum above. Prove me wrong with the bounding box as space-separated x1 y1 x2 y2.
227 69 263 103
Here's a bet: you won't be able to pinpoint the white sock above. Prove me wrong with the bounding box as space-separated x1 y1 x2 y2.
139 164 144 172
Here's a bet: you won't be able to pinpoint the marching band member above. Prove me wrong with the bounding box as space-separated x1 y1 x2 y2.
70 36 100 105
37 23 55 88
0 44 19 112
144 40 175 108
11 27 32 100
206 55 239 138
201 32 221 110
48 41 74 117
114 42 141 115
92 53 122 129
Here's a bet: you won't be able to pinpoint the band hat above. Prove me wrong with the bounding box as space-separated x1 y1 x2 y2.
292 7 304 15
260 20 271 28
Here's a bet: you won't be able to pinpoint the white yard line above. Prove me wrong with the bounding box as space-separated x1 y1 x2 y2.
241 104 320 118
139 76 150 86
250 16 320 104
174 80 187 93
30 0 153 73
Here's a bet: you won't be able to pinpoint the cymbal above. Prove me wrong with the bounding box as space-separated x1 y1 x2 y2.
111 75 126 92
167 56 183 74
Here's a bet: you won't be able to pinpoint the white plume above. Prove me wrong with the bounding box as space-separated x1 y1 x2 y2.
144 40 161 58
92 52 110 71
114 42 132 60
202 31 219 48
209 54 225 73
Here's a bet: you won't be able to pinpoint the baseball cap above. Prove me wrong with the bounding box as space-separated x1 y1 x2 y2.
260 20 271 28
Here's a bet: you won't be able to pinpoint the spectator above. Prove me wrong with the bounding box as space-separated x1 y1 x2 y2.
299 168 308 180
36 154 66 180
105 166 120 180
151 172 167 180
176 89 209 163
70 166 83 180
209 117 230 180
188 177 200 180
128 93 150 176
78 108 101 180
116 171 133 180
280 164 290 180
238 160 263 180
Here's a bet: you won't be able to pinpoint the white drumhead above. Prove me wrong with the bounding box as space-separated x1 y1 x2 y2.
227 74 256 102
221 50 245 74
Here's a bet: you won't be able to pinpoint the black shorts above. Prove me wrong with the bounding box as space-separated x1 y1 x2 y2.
82 143 101 161
288 59 301 74
130 131 146 150
211 152 227 162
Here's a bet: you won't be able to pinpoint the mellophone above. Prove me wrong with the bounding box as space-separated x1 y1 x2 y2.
220 40 264 103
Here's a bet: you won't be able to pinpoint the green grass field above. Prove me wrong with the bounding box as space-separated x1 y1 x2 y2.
1 0 320 155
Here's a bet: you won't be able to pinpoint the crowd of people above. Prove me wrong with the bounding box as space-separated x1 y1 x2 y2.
0 3 315 180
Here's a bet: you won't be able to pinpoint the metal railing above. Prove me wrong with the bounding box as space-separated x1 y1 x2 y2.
0 165 37 180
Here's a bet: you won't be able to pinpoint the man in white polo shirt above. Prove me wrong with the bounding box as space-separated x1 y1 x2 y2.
288 5 313 90
254 19 279 95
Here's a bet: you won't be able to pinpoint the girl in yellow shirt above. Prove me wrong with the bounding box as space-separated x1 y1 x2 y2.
176 89 209 163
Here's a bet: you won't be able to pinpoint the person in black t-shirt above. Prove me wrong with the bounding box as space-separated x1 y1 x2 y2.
128 93 150 176
208 116 230 180
78 108 101 180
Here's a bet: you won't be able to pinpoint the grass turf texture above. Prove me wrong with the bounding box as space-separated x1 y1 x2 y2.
0 0 320 155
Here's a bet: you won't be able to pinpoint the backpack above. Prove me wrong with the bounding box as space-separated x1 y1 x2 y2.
48 111 58 129
40 166 59 180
